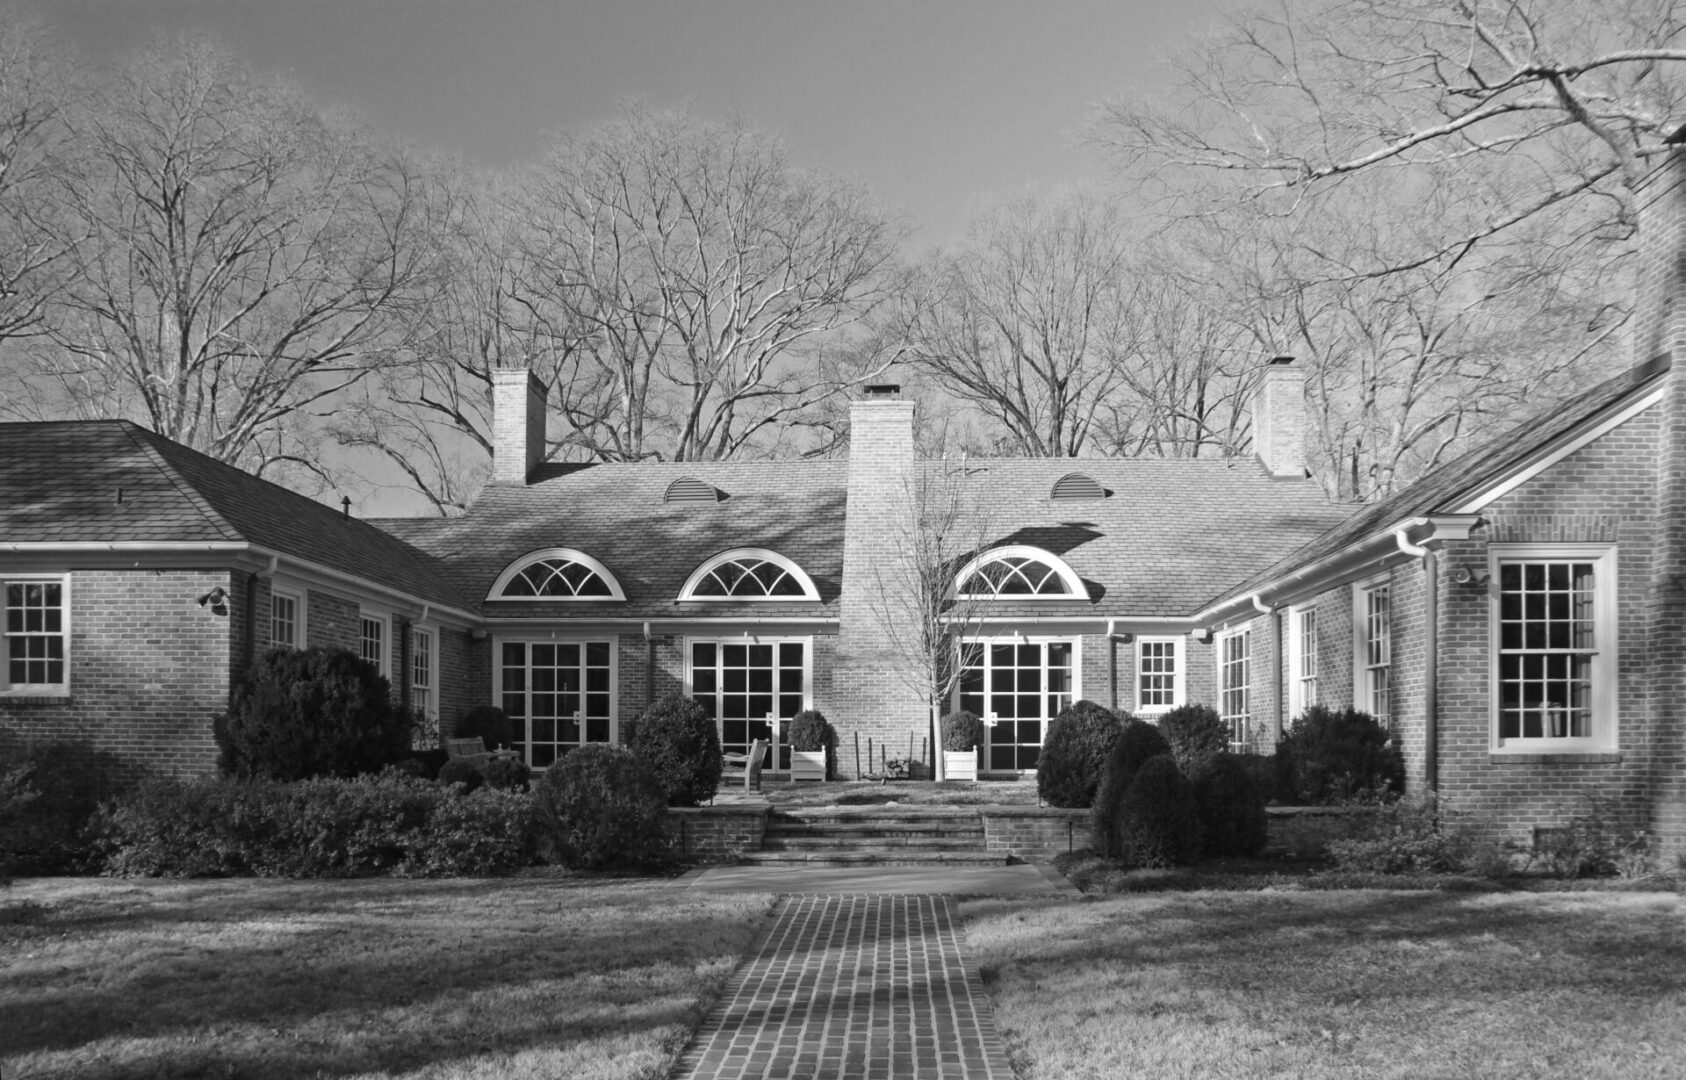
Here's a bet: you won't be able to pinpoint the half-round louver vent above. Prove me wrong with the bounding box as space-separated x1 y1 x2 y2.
665 477 720 504
1051 472 1104 500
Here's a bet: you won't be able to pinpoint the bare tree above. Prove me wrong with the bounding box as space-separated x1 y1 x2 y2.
6 35 433 481
897 187 1143 456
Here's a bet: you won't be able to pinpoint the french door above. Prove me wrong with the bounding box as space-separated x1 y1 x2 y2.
498 640 615 767
957 639 1076 772
689 639 809 769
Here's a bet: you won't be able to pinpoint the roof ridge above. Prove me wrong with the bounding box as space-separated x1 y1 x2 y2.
118 422 243 542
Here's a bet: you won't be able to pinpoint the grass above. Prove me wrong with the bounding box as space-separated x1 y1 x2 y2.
961 888 1686 1079
758 779 1041 808
0 875 774 1080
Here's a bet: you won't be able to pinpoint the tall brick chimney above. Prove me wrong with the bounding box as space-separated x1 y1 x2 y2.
834 385 928 777
1635 135 1686 861
1252 356 1306 478
490 368 547 486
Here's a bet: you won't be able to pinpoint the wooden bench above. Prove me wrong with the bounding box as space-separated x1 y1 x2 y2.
445 737 517 769
720 738 768 794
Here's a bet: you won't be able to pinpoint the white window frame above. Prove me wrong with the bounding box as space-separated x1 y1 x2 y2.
684 636 813 770
1134 636 1183 715
953 635 1081 772
270 586 306 650
2 575 70 696
678 549 821 602
1287 605 1318 721
495 635 621 767
359 611 390 678
486 547 627 601
410 624 437 719
1217 627 1251 750
951 545 1088 601
1352 579 1392 727
1489 544 1618 755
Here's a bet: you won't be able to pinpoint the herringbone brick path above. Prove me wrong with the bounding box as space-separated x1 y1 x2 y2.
671 894 1014 1080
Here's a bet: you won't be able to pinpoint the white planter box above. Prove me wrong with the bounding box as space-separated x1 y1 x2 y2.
791 749 827 781
943 750 978 782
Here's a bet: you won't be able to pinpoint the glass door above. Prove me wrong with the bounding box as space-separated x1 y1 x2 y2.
689 640 808 770
957 639 1075 772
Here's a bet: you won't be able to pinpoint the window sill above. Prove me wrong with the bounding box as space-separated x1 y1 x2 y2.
1488 752 1621 765
0 693 73 705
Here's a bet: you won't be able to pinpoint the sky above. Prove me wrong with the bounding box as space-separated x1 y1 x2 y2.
33 0 1228 247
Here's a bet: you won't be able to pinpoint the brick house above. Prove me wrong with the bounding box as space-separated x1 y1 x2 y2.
5 159 1686 863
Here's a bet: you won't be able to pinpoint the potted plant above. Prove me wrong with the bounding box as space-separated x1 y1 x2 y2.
941 709 983 782
787 710 833 781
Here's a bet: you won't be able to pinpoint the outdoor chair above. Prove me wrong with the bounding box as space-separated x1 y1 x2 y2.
719 738 768 796
445 736 517 769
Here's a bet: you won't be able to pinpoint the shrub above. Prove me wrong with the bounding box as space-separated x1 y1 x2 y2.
941 710 984 751
1528 797 1649 879
1278 705 1404 805
214 646 410 781
93 773 534 878
629 694 723 807
1188 752 1267 857
1157 704 1229 773
1327 795 1473 875
454 705 515 752
480 756 531 791
1112 755 1202 867
1089 718 1172 857
531 745 669 870
0 737 129 873
788 708 837 780
1037 700 1124 809
437 758 484 792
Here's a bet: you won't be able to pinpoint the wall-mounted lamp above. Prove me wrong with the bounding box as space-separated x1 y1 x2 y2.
1190 628 1213 645
1450 564 1491 587
196 586 230 617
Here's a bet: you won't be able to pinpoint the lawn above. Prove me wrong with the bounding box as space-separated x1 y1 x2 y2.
0 875 774 1080
961 889 1685 1079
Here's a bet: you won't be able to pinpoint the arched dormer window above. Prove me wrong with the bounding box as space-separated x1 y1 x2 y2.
679 548 821 601
953 546 1087 600
488 548 626 601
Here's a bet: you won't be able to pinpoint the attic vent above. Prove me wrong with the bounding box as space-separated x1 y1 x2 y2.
1051 472 1104 500
665 477 719 504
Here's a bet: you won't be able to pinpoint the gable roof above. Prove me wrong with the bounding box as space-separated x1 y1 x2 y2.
1204 357 1670 615
0 420 472 612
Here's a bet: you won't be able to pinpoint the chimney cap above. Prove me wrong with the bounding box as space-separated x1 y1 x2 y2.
863 383 902 397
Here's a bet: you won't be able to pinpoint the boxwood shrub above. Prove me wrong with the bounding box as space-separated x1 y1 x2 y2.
1157 703 1230 773
531 745 669 870
1037 700 1124 808
1112 754 1201 867
629 694 723 807
1089 717 1171 857
1278 704 1405 804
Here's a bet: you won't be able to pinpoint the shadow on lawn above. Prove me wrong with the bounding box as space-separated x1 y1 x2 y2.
0 878 769 1078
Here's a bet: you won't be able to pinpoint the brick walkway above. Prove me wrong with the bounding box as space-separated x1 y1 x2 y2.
671 894 1014 1080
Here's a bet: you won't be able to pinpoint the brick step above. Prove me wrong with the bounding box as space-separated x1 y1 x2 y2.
768 811 984 828
765 822 984 838
737 849 1012 867
761 835 987 851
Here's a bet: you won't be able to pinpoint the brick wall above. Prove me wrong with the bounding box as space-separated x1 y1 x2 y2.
664 806 769 863
1 569 237 783
306 590 359 654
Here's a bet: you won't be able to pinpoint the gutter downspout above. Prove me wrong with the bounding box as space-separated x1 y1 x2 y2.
1107 619 1119 712
643 622 655 729
1248 596 1280 744
1395 529 1439 792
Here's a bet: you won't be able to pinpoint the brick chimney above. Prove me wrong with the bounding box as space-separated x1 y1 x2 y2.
490 368 547 486
834 384 927 777
1252 356 1306 478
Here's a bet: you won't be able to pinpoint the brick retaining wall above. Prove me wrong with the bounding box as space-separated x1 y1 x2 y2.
665 805 771 863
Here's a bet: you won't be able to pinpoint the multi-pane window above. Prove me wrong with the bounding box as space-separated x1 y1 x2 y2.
1136 638 1180 713
1360 585 1392 726
957 640 1075 771
1496 557 1607 744
359 615 387 677
271 592 299 649
1218 629 1251 748
490 549 625 600
957 555 1077 597
1289 607 1318 719
500 640 615 767
411 628 434 717
684 555 816 599
4 580 67 691
690 641 808 769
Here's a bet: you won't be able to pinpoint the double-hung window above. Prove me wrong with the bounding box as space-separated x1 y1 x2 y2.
3 578 68 694
1135 637 1182 715
411 627 435 717
359 614 388 678
1492 546 1616 752
1355 583 1391 727
1217 629 1251 749
271 589 303 650
1288 606 1318 720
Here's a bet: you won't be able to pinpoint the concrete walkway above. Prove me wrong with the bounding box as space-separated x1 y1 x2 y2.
671 894 1017 1080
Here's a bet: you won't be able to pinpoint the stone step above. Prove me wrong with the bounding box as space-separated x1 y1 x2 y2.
768 811 984 828
761 835 987 851
737 849 1012 867
765 821 985 837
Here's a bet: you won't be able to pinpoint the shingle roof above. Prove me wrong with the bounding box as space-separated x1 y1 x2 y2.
0 421 472 611
376 454 1350 620
1209 357 1670 608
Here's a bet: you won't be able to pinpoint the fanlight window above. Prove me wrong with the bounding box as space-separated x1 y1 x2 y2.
954 546 1086 600
680 549 820 601
489 549 625 601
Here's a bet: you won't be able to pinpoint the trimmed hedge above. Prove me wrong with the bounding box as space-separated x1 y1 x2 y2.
1278 704 1405 804
629 694 723 807
214 646 411 781
1189 752 1268 857
1037 700 1124 809
0 736 129 873
1089 717 1171 857
93 772 534 878
941 710 984 752
1112 754 1201 867
531 745 670 870
1157 704 1229 774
